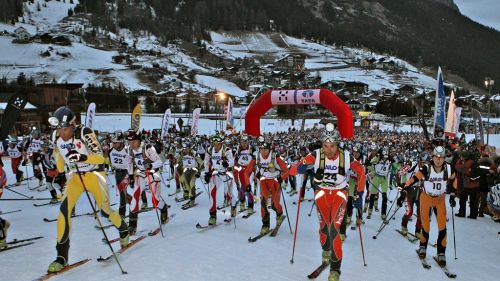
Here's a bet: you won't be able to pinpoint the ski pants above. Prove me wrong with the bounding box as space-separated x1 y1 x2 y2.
180 167 198 201
56 171 128 263
114 169 130 218
233 165 254 209
315 188 348 273
402 187 421 232
10 157 23 182
369 175 389 215
419 192 447 254
259 178 283 227
209 171 235 218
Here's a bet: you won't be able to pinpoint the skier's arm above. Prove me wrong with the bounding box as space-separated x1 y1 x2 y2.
277 156 289 181
350 160 365 192
145 145 162 169
225 149 234 168
402 166 427 190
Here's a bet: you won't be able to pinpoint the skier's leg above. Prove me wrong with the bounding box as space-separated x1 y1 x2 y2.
419 193 431 249
208 174 218 223
271 179 283 216
129 176 143 233
260 180 271 228
435 197 448 255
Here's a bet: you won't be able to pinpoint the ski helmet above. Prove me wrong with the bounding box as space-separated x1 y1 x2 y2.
321 123 339 144
126 129 142 141
112 130 125 143
48 106 75 129
432 146 446 158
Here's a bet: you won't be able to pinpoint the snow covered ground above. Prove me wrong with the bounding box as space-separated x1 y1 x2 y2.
0 157 499 281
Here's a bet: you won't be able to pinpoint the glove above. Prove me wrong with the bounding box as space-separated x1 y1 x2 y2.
353 191 363 209
66 150 87 163
256 172 261 179
297 164 308 174
397 183 405 192
278 177 283 184
449 195 456 208
135 169 146 178
397 190 407 207
129 174 135 187
222 161 229 168
313 169 324 184
144 162 153 170
196 172 201 178
204 172 211 183
21 160 27 166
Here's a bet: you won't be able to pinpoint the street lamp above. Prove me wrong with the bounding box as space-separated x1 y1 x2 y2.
214 91 227 131
484 77 494 145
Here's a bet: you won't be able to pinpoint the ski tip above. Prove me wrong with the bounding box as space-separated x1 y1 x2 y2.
372 236 377 239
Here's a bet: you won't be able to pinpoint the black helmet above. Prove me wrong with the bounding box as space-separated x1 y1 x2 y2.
48 106 75 128
126 129 142 141
112 130 125 142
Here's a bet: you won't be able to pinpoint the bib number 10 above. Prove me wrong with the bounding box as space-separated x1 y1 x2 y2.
432 182 442 191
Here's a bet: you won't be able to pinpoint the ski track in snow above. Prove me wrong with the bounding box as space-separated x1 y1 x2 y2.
0 156 499 281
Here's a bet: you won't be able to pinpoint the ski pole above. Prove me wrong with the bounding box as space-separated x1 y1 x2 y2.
280 182 293 235
357 208 367 266
451 206 457 260
372 205 401 240
74 166 127 274
145 170 164 238
290 185 304 264
307 201 316 217
4 187 33 199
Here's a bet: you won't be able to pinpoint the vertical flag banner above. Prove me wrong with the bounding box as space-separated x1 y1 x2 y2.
131 104 141 131
472 109 484 144
444 91 456 138
161 108 171 140
225 98 234 130
453 107 462 137
85 102 96 129
433 67 446 138
191 108 201 136
0 94 28 139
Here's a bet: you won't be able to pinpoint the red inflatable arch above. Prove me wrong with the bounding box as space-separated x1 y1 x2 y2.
245 89 353 138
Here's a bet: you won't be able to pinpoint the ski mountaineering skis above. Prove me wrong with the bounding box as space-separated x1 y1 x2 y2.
432 256 457 278
34 259 92 281
307 263 328 279
97 236 146 262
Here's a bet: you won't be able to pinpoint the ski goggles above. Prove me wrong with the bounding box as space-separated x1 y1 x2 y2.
48 117 73 129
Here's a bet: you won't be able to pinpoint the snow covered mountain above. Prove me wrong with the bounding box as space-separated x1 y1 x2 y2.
0 0 451 97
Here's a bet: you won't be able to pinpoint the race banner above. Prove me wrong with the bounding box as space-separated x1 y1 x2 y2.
160 108 171 140
0 94 28 139
131 104 141 131
433 67 446 139
225 98 234 130
85 102 96 129
191 108 201 136
472 108 484 144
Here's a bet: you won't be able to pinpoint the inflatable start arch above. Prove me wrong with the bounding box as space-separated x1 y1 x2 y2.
245 89 354 138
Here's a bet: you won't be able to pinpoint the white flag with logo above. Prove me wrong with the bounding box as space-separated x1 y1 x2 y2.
191 108 201 136
85 102 96 129
161 108 171 140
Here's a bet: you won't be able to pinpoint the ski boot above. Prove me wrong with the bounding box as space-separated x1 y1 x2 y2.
208 216 217 226
367 209 372 219
276 214 285 226
260 225 270 235
0 219 10 249
381 214 387 222
417 246 426 259
340 234 346 241
48 260 67 273
230 206 237 218
328 270 340 281
322 250 331 264
183 191 189 201
400 226 408 236
48 241 69 273
436 253 446 266
240 202 246 212
141 202 148 210
120 234 130 249
415 231 421 239
247 207 255 215
160 206 169 224
186 200 195 208
375 206 379 212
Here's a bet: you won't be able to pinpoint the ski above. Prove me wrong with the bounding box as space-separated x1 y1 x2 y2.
195 222 220 230
416 250 432 269
97 235 146 262
248 229 273 242
34 259 91 281
168 190 182 197
307 263 328 279
270 216 286 237
242 212 255 219
396 230 419 243
7 236 43 245
0 242 34 253
43 211 96 222
432 256 457 278
181 203 198 210
0 209 22 215
33 202 59 207
175 191 202 203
